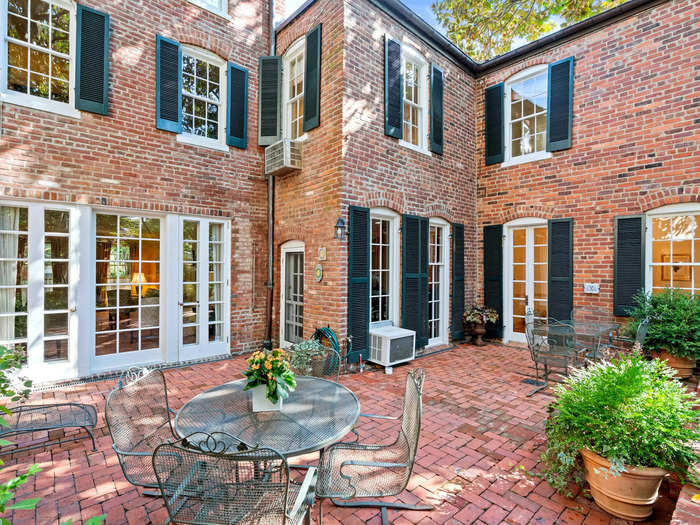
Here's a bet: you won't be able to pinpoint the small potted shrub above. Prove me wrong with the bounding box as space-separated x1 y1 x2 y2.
626 289 700 378
243 349 296 411
289 338 327 376
543 353 699 521
463 305 499 346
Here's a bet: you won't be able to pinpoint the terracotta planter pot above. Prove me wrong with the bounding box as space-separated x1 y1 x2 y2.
471 323 486 346
652 350 695 379
580 448 668 521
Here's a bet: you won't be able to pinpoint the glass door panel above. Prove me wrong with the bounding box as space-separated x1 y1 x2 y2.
44 209 70 361
0 206 28 359
181 220 199 346
284 251 304 344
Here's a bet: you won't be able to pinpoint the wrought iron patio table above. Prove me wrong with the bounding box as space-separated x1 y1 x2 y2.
560 319 620 359
174 376 361 457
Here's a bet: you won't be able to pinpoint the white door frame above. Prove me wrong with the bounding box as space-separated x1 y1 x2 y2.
427 218 450 347
503 217 547 344
280 240 304 347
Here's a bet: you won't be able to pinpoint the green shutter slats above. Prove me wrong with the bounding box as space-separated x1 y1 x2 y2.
156 35 182 133
546 56 574 152
548 218 574 321
226 62 248 149
303 24 321 132
258 56 282 146
348 206 370 363
76 5 109 115
430 63 444 155
483 225 503 339
384 36 402 139
484 83 504 165
614 216 644 317
451 223 465 341
402 215 429 348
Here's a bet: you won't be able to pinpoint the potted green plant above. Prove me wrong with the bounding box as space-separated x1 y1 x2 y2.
243 349 296 411
463 305 499 346
626 289 700 378
543 353 699 521
289 338 328 376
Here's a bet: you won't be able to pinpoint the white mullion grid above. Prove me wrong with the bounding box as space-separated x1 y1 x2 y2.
650 214 698 294
182 220 200 346
207 222 225 342
182 51 221 141
43 211 70 362
371 218 391 322
402 61 421 146
428 225 443 340
0 220 28 347
287 51 304 140
533 228 548 320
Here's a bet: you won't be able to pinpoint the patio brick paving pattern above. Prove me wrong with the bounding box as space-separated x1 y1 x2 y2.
2 344 677 524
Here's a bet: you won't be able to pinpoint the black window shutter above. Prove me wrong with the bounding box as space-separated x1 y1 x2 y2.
546 56 574 152
430 64 444 155
303 24 321 132
548 219 574 321
226 62 248 149
384 37 402 139
484 83 504 165
451 223 465 341
614 216 644 316
402 215 429 348
348 206 370 363
258 56 282 146
156 35 181 133
76 5 109 115
483 225 503 339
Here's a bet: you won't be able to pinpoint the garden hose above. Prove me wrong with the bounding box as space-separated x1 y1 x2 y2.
313 326 341 355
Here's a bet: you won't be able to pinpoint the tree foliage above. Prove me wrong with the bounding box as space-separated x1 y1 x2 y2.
432 0 626 61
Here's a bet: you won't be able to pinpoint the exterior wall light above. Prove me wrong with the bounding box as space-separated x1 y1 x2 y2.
334 218 347 240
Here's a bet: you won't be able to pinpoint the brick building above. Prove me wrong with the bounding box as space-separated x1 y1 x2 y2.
0 0 696 380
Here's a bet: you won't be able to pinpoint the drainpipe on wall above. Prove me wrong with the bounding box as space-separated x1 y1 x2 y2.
263 0 276 350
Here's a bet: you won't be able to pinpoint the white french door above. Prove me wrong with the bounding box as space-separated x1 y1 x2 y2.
504 221 548 343
178 218 229 361
428 220 449 346
280 241 304 347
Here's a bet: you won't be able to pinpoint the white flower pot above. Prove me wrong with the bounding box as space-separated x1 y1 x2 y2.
251 384 282 412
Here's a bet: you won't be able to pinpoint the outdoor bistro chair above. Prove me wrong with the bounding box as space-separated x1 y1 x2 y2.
315 369 433 525
105 367 178 494
525 319 586 396
152 432 317 525
603 317 650 359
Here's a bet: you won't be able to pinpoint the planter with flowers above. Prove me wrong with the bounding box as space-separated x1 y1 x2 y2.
243 349 296 412
464 305 499 346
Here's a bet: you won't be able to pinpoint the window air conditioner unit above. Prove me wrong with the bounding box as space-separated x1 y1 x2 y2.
369 324 416 373
264 139 302 176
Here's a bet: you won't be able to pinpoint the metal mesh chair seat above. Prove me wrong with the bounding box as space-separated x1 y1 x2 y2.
105 368 178 490
153 433 316 525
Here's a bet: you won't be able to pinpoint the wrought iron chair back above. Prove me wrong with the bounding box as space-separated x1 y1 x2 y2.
153 432 313 525
401 368 424 466
105 367 176 489
636 317 649 345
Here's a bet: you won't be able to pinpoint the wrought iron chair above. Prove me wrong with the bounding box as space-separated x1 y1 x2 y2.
152 432 317 525
105 367 178 494
603 317 650 359
288 342 341 383
315 369 432 525
525 320 586 396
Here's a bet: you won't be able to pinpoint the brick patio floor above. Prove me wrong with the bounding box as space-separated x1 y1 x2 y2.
2 343 677 524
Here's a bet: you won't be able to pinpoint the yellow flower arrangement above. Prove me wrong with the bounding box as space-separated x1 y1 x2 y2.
243 348 296 404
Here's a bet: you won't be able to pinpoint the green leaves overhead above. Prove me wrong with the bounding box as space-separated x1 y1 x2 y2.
432 0 627 61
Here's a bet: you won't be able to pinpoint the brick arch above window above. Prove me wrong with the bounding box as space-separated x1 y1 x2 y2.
498 203 555 224
167 29 234 62
361 192 405 215
639 187 700 213
424 203 456 224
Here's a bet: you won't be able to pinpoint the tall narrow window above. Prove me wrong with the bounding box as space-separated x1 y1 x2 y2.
428 223 444 342
400 46 428 152
506 68 548 160
283 39 304 140
208 223 224 341
370 217 392 323
43 209 69 361
95 214 161 356
0 206 28 359
181 48 226 145
649 210 699 295
181 220 199 345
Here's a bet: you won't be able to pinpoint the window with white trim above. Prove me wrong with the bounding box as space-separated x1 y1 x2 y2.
283 38 304 140
181 46 227 146
186 0 228 17
2 0 75 112
505 66 548 161
370 210 399 325
401 46 428 151
647 205 700 295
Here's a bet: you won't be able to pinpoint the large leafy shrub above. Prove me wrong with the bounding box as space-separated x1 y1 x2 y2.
543 353 699 494
626 289 700 359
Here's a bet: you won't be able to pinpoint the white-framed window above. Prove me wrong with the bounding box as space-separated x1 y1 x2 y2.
646 204 700 295
370 208 400 326
1 0 80 118
282 37 305 140
503 65 550 166
428 218 449 346
400 45 429 153
185 0 229 19
178 46 228 151
280 240 304 347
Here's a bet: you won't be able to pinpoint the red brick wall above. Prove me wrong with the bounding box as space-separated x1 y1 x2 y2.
0 0 272 351
475 0 700 326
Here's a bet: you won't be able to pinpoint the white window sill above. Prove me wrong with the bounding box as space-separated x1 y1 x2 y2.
284 133 308 143
501 150 552 167
399 139 432 157
1 91 81 119
177 133 229 152
185 0 232 21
